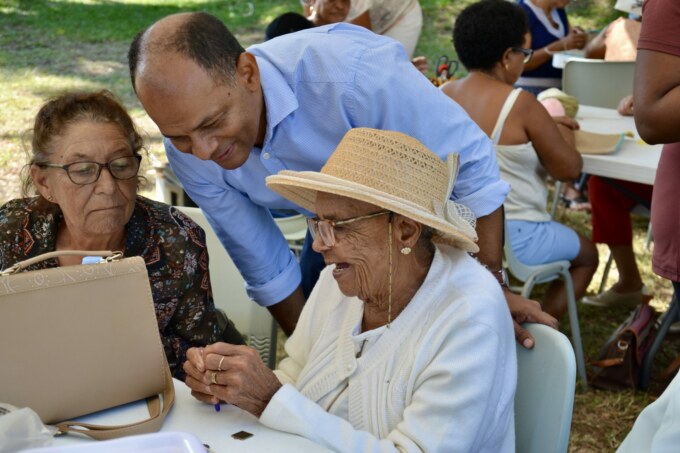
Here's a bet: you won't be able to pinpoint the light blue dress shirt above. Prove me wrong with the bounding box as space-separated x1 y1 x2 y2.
166 23 509 307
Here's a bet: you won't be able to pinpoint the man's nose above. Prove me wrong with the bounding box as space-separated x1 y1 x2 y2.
191 133 219 160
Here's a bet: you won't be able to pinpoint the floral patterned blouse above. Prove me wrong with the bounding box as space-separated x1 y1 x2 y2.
0 195 231 380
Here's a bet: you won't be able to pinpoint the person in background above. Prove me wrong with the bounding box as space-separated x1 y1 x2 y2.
516 0 588 96
184 128 516 452
0 90 243 380
517 0 589 211
442 0 598 319
292 0 427 72
129 12 557 347
634 0 680 322
303 0 423 58
266 0 349 41
582 176 653 307
583 16 641 61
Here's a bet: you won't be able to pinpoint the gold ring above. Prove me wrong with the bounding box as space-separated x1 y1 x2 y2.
211 371 218 385
218 356 225 371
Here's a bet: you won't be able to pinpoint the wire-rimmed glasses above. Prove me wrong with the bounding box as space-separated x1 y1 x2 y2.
307 211 391 247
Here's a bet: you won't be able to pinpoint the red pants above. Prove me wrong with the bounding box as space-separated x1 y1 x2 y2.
588 176 653 246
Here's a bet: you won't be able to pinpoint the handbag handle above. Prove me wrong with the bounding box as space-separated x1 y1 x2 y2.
54 364 175 440
1 250 123 275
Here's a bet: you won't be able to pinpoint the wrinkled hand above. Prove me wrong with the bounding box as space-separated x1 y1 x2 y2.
184 346 218 404
553 115 580 130
411 56 428 74
617 94 634 116
185 343 282 417
564 28 588 51
504 288 558 349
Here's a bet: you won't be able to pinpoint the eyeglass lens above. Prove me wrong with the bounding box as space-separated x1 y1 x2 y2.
306 218 336 247
68 156 140 184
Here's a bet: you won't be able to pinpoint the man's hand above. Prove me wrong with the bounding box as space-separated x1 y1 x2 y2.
505 288 558 349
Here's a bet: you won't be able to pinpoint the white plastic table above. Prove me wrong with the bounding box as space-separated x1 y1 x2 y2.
576 105 662 185
43 379 329 452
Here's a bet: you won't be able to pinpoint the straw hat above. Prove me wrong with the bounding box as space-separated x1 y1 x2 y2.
266 128 479 252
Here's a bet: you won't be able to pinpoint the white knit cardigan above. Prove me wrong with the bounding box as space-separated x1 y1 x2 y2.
260 245 517 452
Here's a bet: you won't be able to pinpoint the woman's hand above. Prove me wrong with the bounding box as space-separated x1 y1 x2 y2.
553 116 580 130
198 343 282 417
184 347 219 404
563 27 588 51
617 94 634 116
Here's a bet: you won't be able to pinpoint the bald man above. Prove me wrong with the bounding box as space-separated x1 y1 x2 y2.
129 12 555 340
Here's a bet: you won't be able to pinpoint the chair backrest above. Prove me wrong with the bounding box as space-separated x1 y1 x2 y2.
515 323 576 453
503 221 570 284
273 214 308 242
174 206 277 367
562 58 635 109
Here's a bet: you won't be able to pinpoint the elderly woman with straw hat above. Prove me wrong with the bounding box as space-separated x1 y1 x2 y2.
183 128 516 452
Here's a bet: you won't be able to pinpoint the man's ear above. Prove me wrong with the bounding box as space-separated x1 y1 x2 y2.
236 52 261 92
30 164 51 199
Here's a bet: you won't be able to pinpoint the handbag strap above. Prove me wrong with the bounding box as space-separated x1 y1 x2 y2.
54 365 175 441
1 250 123 275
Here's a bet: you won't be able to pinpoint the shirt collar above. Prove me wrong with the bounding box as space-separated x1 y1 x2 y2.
254 55 299 149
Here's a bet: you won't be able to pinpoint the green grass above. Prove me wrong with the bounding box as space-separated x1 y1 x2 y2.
1 1 676 452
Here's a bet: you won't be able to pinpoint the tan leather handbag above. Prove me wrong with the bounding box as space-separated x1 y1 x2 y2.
0 250 174 440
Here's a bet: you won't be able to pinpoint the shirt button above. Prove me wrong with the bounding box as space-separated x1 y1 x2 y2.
262 152 271 160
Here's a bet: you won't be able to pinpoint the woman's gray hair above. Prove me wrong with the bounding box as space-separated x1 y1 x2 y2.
21 90 145 199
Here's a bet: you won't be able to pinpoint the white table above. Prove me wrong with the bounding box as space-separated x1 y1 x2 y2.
576 105 662 185
43 379 329 452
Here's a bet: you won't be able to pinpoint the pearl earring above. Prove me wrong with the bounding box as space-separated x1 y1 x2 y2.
400 246 411 255
47 195 53 202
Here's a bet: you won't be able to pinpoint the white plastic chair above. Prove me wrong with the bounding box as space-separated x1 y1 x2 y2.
504 225 588 390
515 323 576 453
273 214 308 257
562 58 635 109
175 206 278 368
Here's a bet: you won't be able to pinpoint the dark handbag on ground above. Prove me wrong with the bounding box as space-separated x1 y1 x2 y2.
0 250 174 440
590 303 656 391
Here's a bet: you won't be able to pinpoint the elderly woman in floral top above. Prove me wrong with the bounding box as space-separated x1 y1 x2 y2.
0 90 243 379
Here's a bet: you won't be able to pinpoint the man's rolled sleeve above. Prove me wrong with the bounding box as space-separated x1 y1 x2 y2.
166 141 301 307
245 251 302 307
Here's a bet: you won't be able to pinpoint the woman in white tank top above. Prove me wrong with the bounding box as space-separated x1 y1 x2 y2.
440 0 598 320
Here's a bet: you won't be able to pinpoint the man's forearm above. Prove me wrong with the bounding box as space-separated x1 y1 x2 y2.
472 207 504 273
266 285 306 336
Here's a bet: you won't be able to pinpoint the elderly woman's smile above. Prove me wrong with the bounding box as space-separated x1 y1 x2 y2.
311 192 391 302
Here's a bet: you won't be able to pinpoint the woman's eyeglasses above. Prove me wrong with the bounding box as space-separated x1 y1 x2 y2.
511 47 534 64
307 211 391 247
38 155 142 185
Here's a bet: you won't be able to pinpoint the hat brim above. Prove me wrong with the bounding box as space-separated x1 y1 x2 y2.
267 171 479 252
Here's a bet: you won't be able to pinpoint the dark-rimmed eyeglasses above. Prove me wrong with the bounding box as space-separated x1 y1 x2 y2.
37 155 142 185
307 211 391 247
511 47 534 64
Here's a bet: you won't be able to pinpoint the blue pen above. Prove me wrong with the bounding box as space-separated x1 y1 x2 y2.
214 402 221 412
